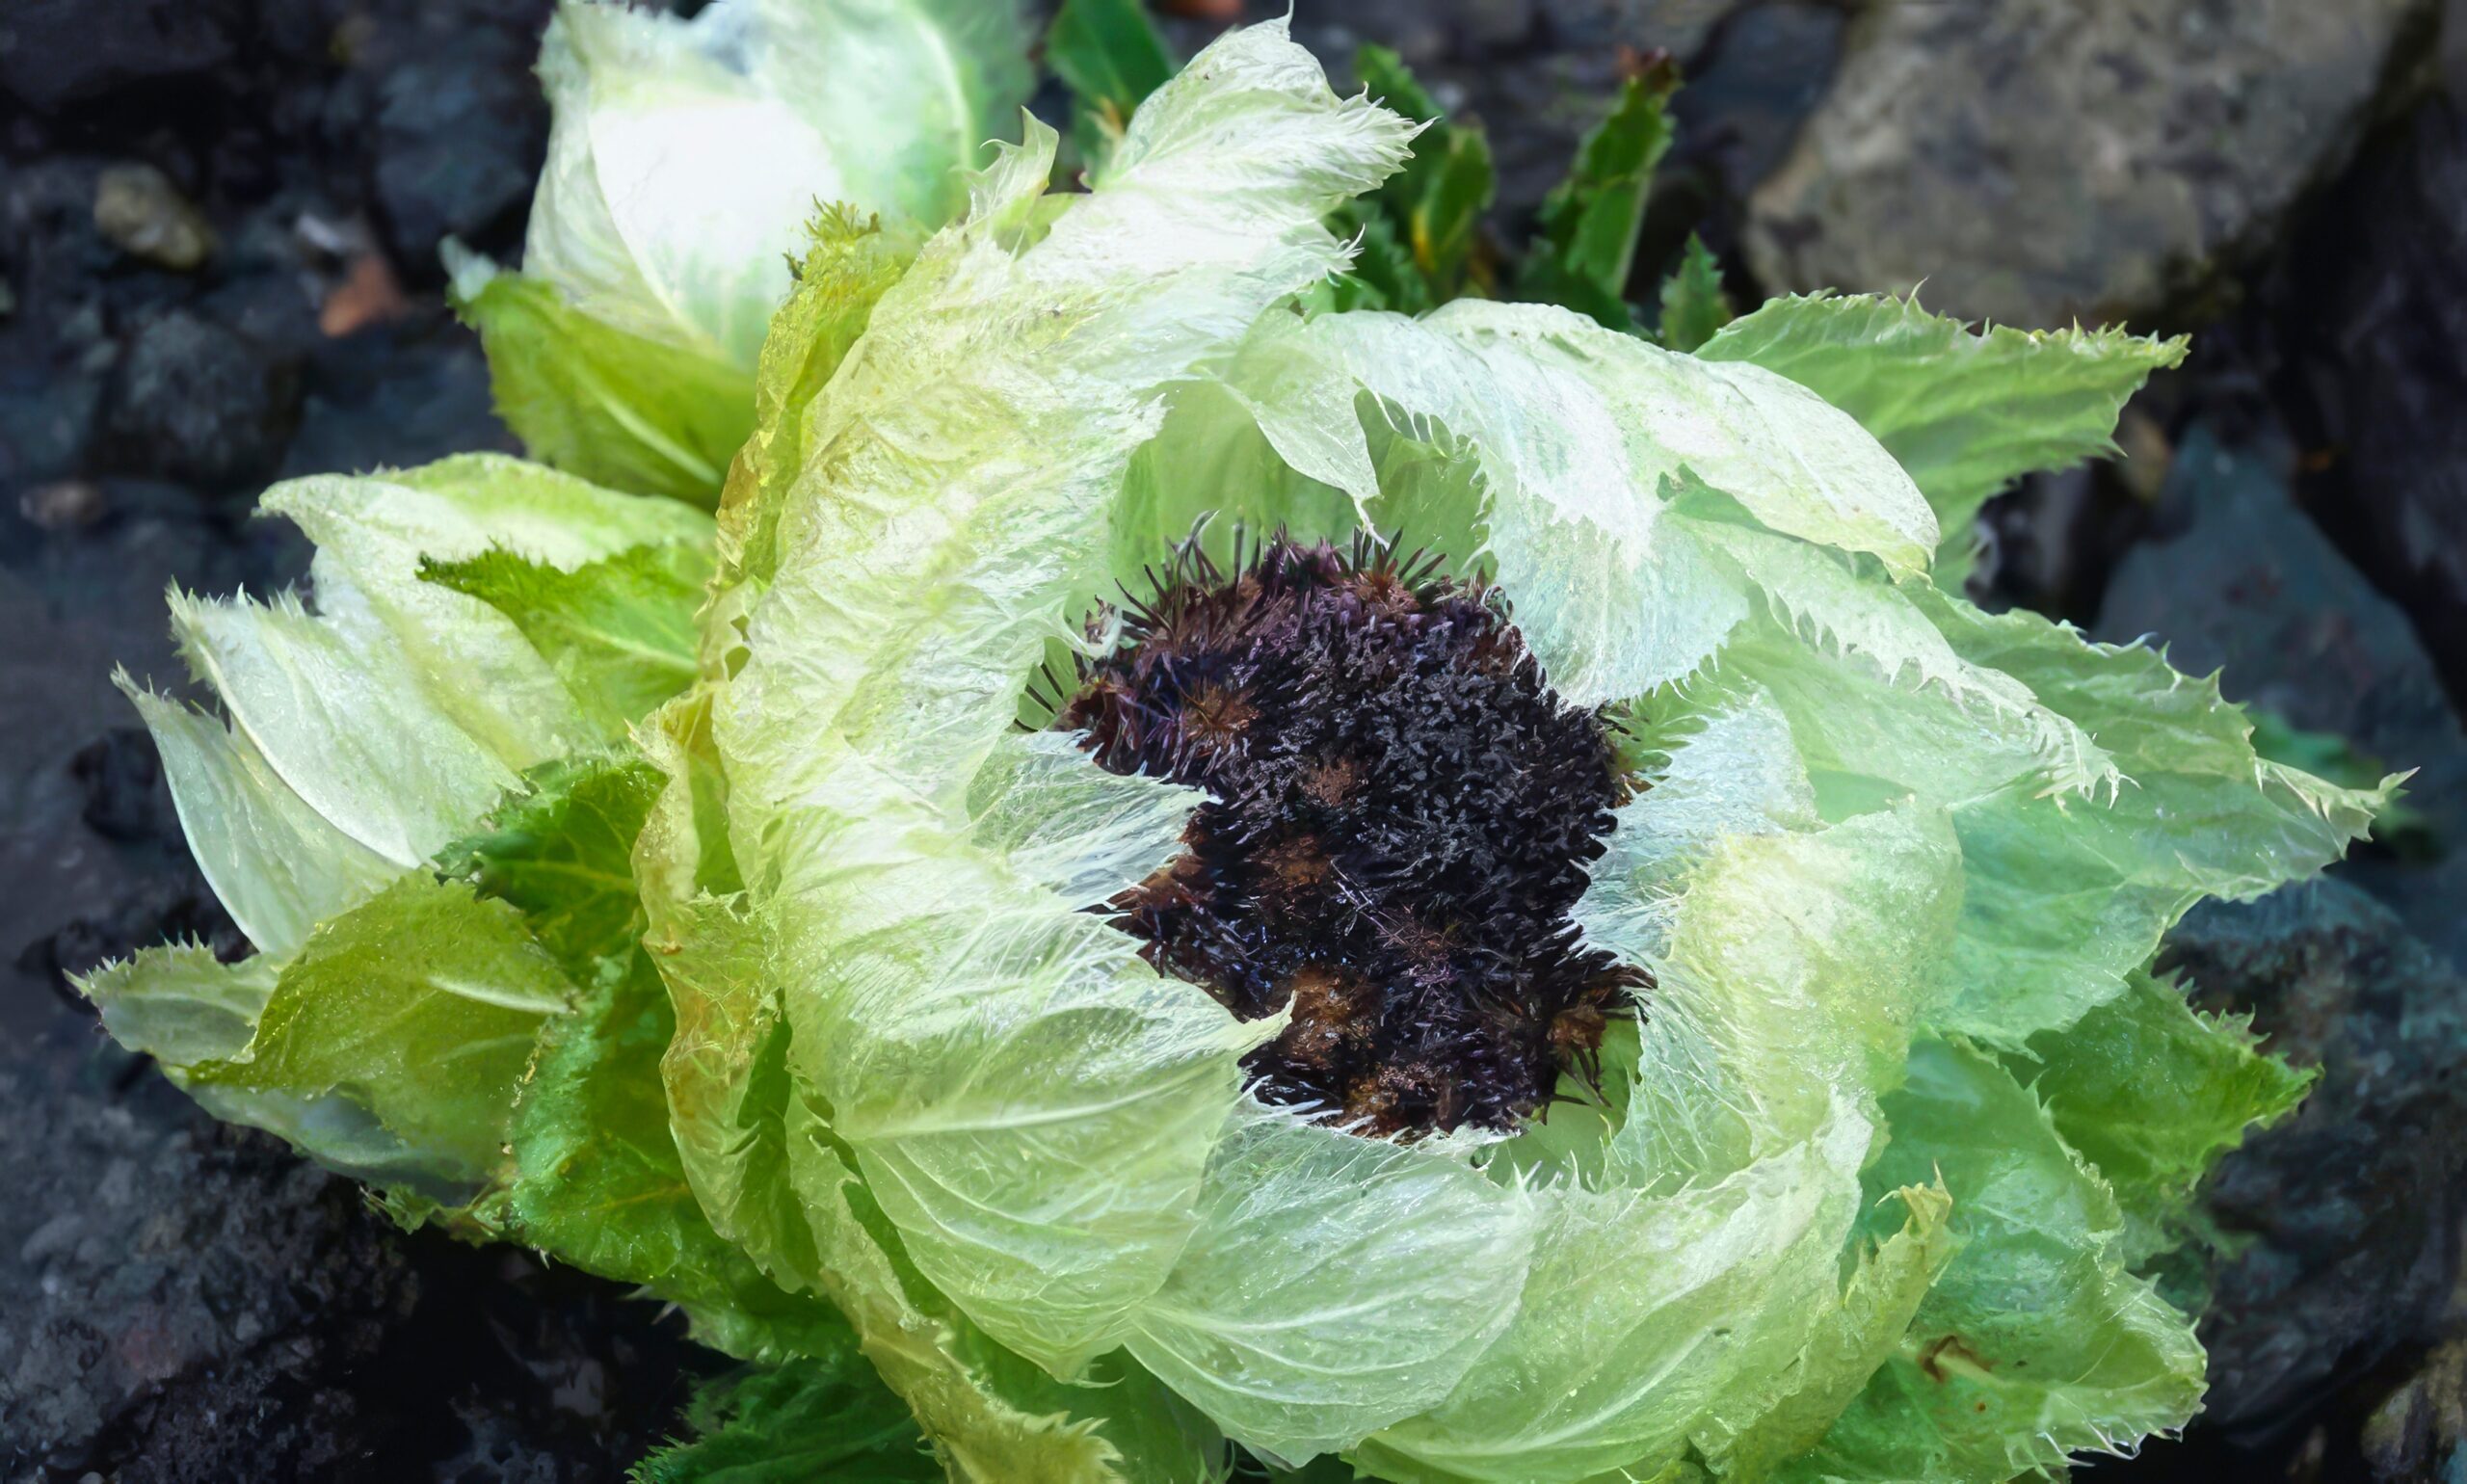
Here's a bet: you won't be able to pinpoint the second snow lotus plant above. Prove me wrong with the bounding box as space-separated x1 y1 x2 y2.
85 5 2394 1482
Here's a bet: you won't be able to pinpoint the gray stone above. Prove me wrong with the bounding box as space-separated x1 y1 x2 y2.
2269 9 2467 720
2162 880 2467 1435
0 0 241 113
1745 0 2432 328
94 308 301 492
365 3 552 277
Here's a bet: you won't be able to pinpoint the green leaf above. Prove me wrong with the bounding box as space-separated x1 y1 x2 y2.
1360 808 1964 1484
1703 1182 1954 1479
114 677 399 960
78 944 274 1071
340 749 851 1357
1692 594 2384 1052
783 1100 1234 1484
491 959 732 1295
191 875 573 1179
1047 0 1174 168
1514 63 1679 329
1698 293 2188 567
1788 1038 2208 1483
436 755 666 978
1573 686 1819 968
632 1357 942 1484
2016 967 2311 1262
146 457 709 906
488 948 859 1363
641 616 1231 1483
1656 234 1732 353
77 944 495 1200
424 542 712 734
2248 707 2431 849
1346 45 1497 308
445 253 755 505
1914 593 2388 1045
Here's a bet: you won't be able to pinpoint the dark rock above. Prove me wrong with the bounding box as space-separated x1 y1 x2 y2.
95 307 302 492
1745 0 2435 327
15 870 245 1013
0 1032 717 1481
2270 13 2467 721
1641 3 1844 280
0 352 101 490
0 0 242 114
2162 880 2467 1439
3 159 119 344
0 1042 413 1478
2360 1341 2467 1483
1972 463 2167 626
195 259 329 368
364 4 553 275
277 316 517 480
1538 0 1738 63
70 728 172 847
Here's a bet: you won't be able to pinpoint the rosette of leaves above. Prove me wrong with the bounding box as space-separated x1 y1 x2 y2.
84 10 2395 1484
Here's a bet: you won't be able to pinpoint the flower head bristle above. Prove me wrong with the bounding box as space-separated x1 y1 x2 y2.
1057 532 1643 1137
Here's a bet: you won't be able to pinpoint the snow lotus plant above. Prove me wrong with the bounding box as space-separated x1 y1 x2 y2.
85 8 2396 1483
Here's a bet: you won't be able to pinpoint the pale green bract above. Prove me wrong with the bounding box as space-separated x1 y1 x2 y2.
91 454 714 1195
1697 293 2191 576
449 0 1034 502
79 13 2393 1484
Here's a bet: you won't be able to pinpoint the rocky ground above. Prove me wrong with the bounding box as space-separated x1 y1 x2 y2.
3 0 2464 1479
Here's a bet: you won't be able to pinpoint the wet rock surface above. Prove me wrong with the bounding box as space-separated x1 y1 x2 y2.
95 306 302 491
4 0 2467 1479
0 1023 717 1483
0 0 245 115
2168 883 2467 1441
1 1034 412 1480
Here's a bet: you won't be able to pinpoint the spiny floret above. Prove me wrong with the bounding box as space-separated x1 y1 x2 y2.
1053 532 1641 1137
